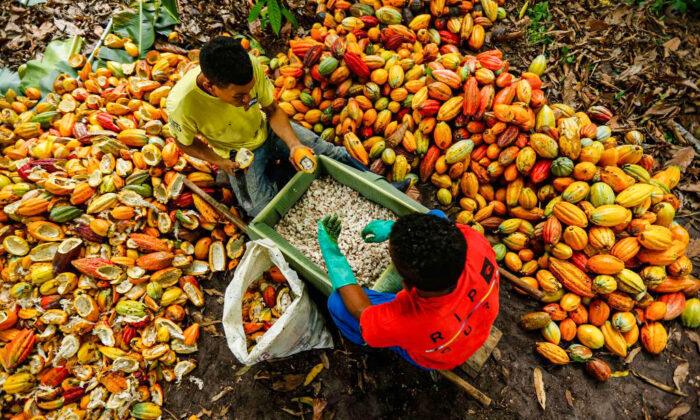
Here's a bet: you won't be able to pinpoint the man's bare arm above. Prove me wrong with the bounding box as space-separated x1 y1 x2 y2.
337 284 372 321
174 136 237 174
262 102 313 169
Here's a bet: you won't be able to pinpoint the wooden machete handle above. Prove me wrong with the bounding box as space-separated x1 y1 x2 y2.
498 266 545 300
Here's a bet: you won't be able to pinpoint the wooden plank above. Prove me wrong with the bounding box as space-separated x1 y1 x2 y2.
459 326 503 378
438 370 492 406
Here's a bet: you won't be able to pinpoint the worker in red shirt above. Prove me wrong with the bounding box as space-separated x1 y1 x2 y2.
317 211 499 370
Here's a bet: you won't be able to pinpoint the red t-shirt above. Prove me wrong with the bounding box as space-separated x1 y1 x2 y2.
359 224 500 370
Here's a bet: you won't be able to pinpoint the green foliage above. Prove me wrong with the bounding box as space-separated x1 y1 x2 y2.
18 36 84 96
0 69 21 94
664 131 676 143
560 46 575 64
96 47 135 64
527 2 553 46
248 0 298 36
18 0 48 5
6 0 181 97
97 0 180 63
115 2 155 55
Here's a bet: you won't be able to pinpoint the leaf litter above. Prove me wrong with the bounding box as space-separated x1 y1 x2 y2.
533 367 546 410
4 1 696 418
672 362 689 391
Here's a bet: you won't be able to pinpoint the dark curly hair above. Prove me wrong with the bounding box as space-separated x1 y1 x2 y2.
200 36 253 87
389 213 466 292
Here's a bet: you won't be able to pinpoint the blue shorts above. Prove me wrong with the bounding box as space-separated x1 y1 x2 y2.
327 289 429 370
227 123 355 217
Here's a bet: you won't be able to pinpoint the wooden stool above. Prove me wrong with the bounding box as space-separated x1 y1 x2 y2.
460 325 502 377
438 326 502 406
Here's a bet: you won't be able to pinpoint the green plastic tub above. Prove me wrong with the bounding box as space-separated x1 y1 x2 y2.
248 156 428 297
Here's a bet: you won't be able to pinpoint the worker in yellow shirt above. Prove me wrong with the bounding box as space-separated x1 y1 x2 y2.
166 36 368 216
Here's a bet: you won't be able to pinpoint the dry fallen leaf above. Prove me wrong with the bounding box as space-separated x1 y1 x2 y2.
320 352 330 369
562 70 579 108
280 407 302 416
644 104 680 118
196 407 212 417
662 37 681 52
211 386 235 402
672 362 689 391
631 370 688 397
685 238 700 258
533 367 546 410
664 147 696 171
665 403 691 419
204 325 222 337
204 288 224 297
625 347 642 364
678 184 700 193
313 398 328 420
686 331 700 353
235 365 251 376
565 389 574 408
273 374 305 392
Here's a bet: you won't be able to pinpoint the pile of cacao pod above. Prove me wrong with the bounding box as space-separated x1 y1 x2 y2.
242 266 294 351
0 45 249 418
273 0 512 197
270 0 699 380
499 117 700 380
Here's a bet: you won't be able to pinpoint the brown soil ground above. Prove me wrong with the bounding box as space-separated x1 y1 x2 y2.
1 0 699 419
165 267 700 419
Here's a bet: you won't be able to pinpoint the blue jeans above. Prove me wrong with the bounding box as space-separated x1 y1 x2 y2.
227 123 354 217
327 289 428 370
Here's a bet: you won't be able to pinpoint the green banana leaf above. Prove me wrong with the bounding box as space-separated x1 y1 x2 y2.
146 0 180 36
18 36 84 95
97 46 136 63
113 4 156 57
156 0 180 26
0 69 20 95
106 0 180 63
18 0 49 5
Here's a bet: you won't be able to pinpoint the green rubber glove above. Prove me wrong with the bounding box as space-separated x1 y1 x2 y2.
361 220 395 243
317 214 357 290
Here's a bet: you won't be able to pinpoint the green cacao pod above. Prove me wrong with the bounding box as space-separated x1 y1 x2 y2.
49 205 83 223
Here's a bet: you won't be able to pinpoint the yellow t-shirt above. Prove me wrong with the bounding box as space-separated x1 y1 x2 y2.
166 54 274 157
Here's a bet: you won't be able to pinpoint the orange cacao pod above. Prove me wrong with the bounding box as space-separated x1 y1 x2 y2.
588 300 610 327
548 258 595 298
587 254 625 275
640 322 667 354
535 342 569 364
559 318 577 341
644 301 667 321
605 292 635 312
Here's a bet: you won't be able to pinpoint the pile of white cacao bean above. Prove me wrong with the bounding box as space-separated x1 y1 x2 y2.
275 177 396 286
